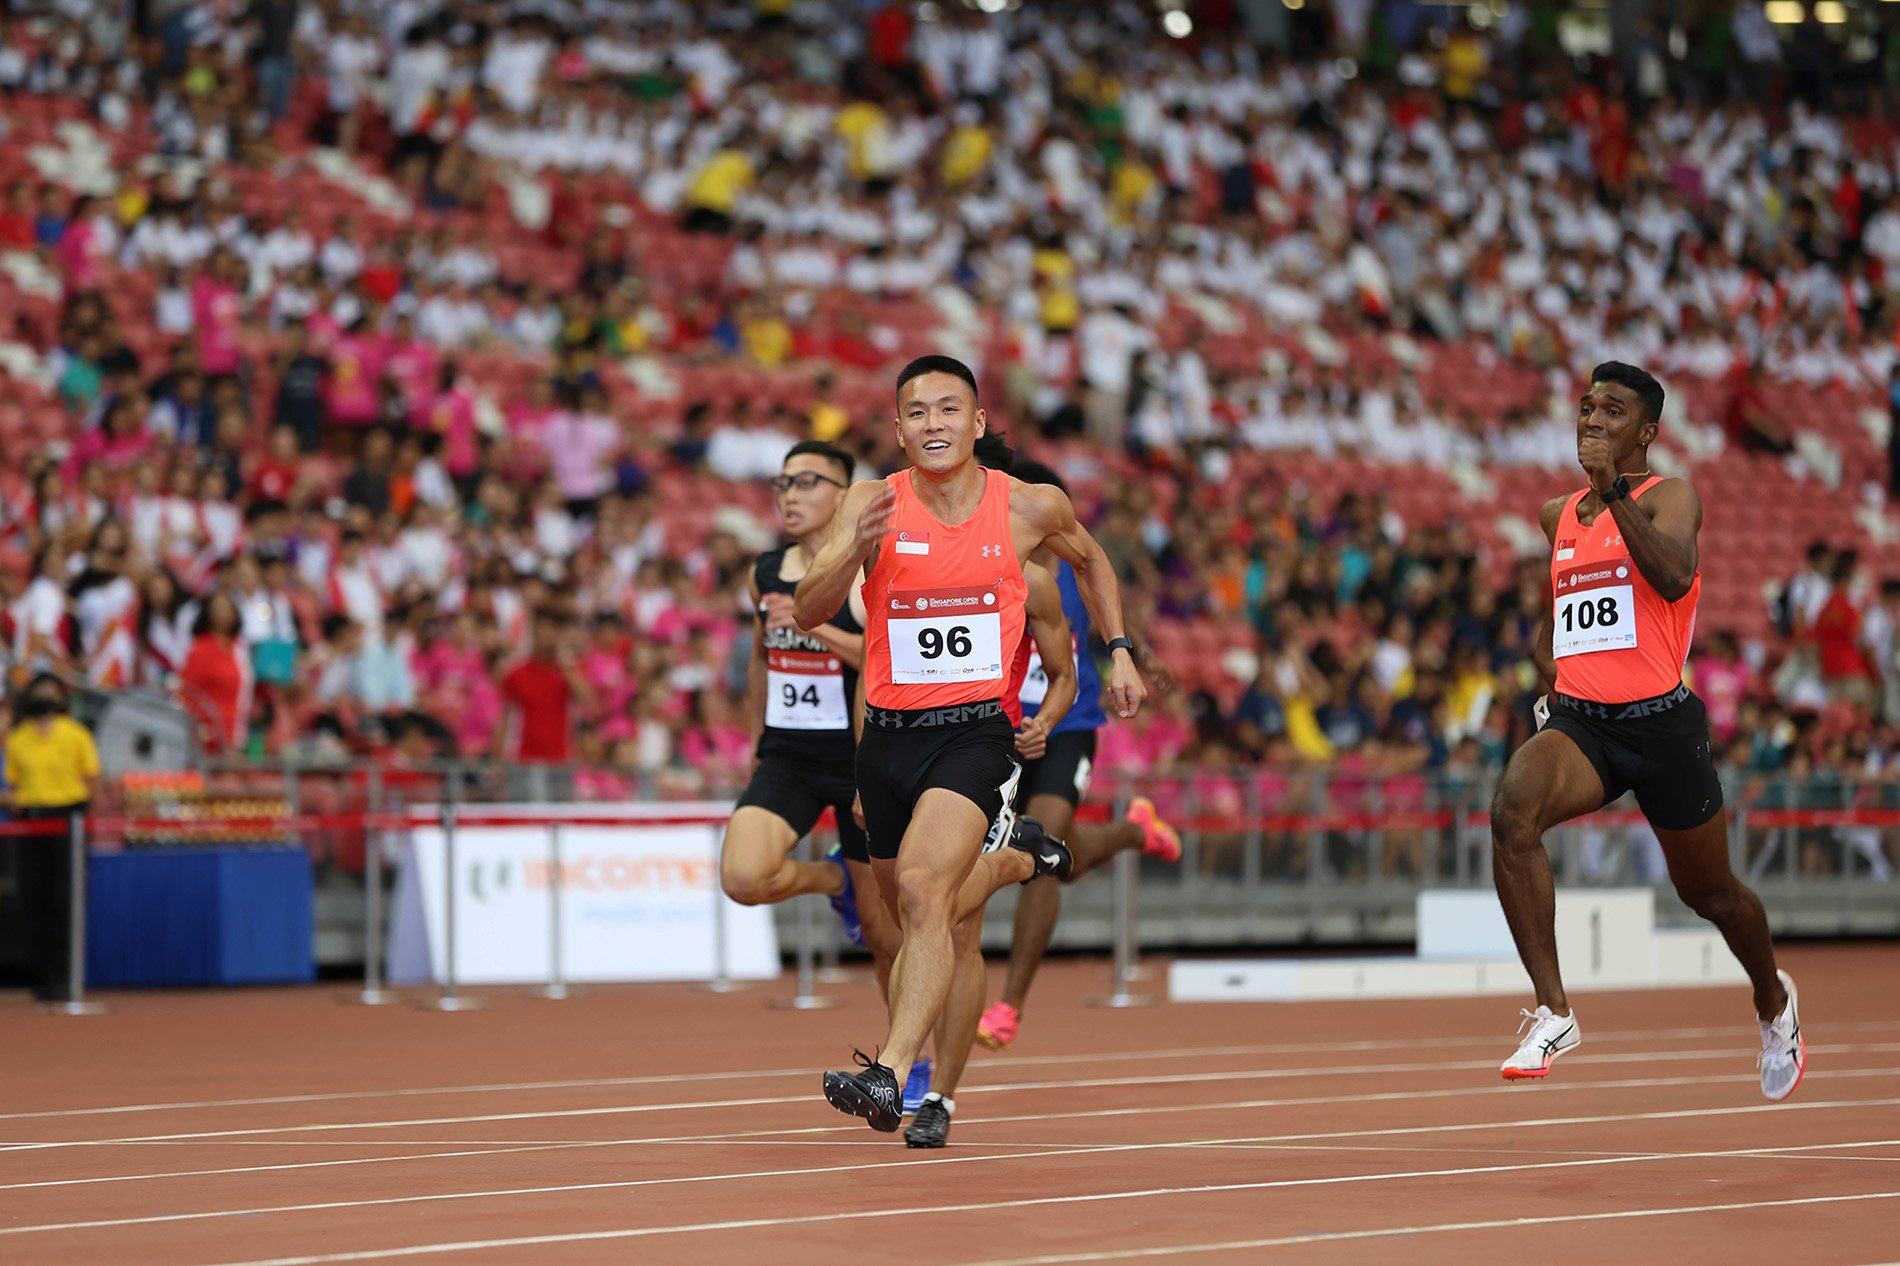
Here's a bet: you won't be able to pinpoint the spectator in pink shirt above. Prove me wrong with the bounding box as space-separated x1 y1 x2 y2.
192 249 246 379
55 197 106 294
536 384 618 515
383 312 439 413
422 361 480 480
679 688 751 774
326 318 389 426
412 608 502 756
578 611 637 723
1696 630 1753 745
65 395 154 481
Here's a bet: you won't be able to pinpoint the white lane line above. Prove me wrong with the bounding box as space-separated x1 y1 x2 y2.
9 1042 1898 1155
12 1019 1898 1125
192 1161 1900 1265
6 1102 1894 1239
10 1065 1900 1183
956 1192 1900 1264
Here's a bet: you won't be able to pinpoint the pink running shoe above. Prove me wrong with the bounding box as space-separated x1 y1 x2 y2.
976 1000 1019 1051
1127 796 1182 862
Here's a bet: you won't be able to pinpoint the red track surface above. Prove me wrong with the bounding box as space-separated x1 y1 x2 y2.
3 944 1898 1265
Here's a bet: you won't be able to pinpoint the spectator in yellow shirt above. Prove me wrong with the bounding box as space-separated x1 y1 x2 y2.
941 111 993 187
683 144 756 234
3 675 101 1004
740 297 793 368
808 371 849 441
834 99 895 190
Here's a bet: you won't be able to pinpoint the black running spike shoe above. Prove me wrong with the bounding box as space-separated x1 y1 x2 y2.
904 1094 952 1148
822 1049 902 1132
1009 814 1073 882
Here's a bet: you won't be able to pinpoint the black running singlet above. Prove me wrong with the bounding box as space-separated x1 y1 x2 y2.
754 545 860 765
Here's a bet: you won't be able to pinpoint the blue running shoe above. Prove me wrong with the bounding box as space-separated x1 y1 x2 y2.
826 843 865 947
902 1057 933 1115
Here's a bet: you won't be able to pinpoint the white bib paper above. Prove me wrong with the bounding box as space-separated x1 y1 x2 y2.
765 649 850 729
1019 649 1049 706
1552 559 1637 660
886 585 1005 684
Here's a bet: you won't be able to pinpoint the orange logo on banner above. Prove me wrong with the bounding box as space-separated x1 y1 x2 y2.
522 855 713 892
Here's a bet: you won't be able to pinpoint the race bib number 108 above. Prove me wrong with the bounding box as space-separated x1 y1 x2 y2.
1552 559 1637 660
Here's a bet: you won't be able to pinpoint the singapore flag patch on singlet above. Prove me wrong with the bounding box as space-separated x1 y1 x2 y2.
886 583 1005 683
1552 557 1638 659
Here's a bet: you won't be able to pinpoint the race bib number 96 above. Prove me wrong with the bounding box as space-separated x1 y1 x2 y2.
1552 560 1637 659
887 584 1005 684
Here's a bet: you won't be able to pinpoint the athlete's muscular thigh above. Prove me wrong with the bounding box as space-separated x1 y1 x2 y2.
892 788 992 923
1492 729 1609 837
721 807 801 885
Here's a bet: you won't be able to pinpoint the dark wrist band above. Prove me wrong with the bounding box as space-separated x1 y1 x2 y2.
1105 636 1137 657
1600 475 1631 505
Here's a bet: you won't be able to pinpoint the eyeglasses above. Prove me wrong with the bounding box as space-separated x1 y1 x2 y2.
770 472 847 494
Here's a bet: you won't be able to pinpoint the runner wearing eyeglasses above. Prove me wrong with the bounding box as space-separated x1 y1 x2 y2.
721 441 902 999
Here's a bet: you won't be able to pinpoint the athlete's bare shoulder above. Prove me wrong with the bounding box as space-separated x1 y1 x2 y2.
1538 494 1570 544
1642 474 1702 513
1008 478 1072 532
842 476 892 508
1010 479 1080 552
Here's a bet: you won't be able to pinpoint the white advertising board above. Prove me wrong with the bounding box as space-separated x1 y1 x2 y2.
386 802 780 985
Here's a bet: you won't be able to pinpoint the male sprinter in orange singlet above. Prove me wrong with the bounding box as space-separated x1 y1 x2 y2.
795 354 1145 1132
904 439 1177 1149
1493 362 1804 1101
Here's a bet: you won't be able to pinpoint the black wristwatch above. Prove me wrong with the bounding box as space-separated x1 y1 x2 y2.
1599 475 1632 505
1105 636 1138 658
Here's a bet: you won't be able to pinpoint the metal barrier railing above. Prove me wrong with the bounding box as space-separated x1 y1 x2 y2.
9 760 1897 1016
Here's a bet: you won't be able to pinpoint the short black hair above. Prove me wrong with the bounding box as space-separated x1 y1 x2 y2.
1588 362 1665 426
895 354 978 406
783 439 853 483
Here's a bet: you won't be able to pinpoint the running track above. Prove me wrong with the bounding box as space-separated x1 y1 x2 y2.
3 944 1898 1265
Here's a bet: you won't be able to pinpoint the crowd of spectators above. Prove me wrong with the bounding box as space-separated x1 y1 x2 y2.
3 0 1900 855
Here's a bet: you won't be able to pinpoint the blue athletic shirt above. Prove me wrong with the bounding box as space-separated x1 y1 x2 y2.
1019 562 1106 734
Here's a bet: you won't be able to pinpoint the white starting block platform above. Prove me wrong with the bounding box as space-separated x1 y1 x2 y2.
1170 889 1748 1003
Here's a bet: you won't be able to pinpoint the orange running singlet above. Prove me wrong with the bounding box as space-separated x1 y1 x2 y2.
1551 476 1700 704
864 468 1028 710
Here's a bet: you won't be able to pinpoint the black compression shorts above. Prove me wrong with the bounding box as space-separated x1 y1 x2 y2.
856 700 1020 861
1543 683 1726 832
1015 728 1098 810
734 756 868 863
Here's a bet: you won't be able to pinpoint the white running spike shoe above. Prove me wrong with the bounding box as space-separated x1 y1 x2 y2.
1758 969 1806 1102
1501 1005 1581 1080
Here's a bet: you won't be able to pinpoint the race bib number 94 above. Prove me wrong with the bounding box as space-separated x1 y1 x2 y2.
765 649 849 729
887 584 1005 684
1552 559 1637 659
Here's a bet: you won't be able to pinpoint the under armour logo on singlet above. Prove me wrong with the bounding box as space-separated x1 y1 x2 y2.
981 544 1004 557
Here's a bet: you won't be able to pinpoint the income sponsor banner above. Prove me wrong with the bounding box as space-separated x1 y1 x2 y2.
388 802 779 984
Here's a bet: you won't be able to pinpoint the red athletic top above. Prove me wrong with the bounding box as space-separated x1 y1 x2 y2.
1550 476 1700 704
1002 633 1034 728
864 469 1027 710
